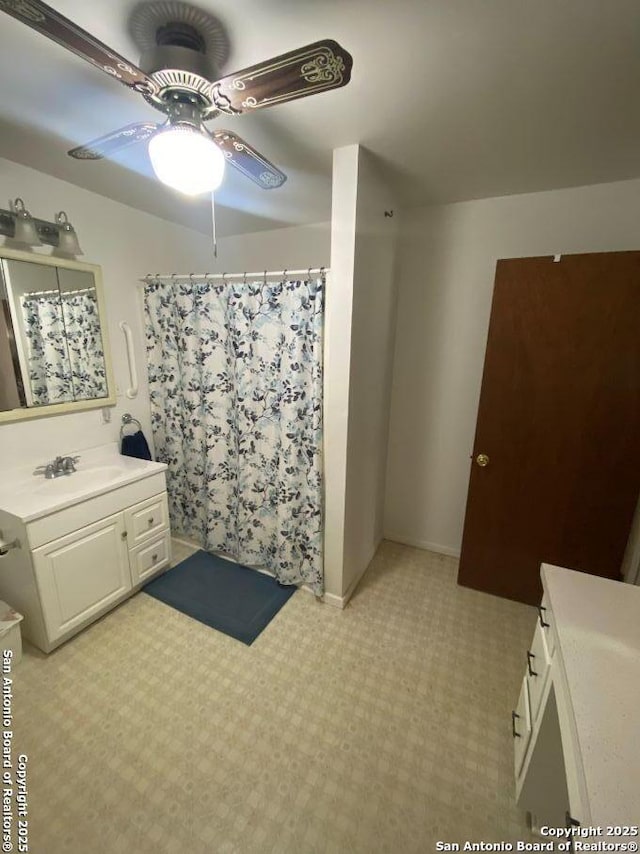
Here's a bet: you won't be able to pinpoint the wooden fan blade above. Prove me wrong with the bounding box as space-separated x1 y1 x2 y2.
0 0 158 95
68 123 161 160
211 39 352 115
212 130 287 189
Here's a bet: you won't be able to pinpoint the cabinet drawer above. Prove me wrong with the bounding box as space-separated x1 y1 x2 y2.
513 676 532 778
27 473 167 549
526 620 551 723
124 493 168 546
538 593 556 657
129 532 171 585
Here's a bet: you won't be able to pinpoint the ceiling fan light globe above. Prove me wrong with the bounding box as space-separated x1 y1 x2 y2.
148 126 225 195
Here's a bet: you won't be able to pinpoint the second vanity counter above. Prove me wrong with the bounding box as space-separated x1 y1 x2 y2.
514 564 640 833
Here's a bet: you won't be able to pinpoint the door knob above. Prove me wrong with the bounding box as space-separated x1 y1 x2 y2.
476 453 490 467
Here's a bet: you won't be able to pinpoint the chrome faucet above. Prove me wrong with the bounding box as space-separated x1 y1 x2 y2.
34 455 80 479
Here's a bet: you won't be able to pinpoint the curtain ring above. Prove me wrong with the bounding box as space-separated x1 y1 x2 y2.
222 272 228 283
243 272 247 285
264 270 267 284
320 266 326 278
189 272 195 283
283 269 288 281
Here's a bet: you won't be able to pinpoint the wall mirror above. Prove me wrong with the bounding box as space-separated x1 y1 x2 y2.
0 247 115 423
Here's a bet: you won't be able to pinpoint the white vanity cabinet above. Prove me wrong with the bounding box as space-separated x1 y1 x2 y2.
0 449 171 653
512 677 532 777
32 513 132 643
513 565 640 836
524 619 551 726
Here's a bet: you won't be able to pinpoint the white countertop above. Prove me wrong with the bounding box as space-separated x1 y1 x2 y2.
0 443 167 522
541 564 640 827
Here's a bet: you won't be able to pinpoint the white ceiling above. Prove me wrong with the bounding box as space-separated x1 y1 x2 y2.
1 0 639 237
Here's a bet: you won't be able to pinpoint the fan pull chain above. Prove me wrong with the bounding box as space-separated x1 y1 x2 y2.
211 192 217 259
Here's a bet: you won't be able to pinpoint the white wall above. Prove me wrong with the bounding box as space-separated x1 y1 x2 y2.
342 151 398 596
0 157 214 470
384 178 640 557
323 146 358 600
0 158 330 474
211 222 330 273
325 145 398 601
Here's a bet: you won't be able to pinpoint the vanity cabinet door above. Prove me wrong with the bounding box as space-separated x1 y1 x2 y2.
32 513 132 643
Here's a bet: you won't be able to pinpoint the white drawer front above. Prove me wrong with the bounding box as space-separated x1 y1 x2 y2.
130 532 171 585
539 593 556 657
125 493 168 546
513 676 532 778
526 620 550 723
26 473 167 549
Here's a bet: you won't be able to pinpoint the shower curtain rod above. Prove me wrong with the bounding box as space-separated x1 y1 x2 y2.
22 287 96 297
140 267 329 284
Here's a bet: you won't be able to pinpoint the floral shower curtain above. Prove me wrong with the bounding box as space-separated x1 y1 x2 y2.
144 276 325 593
21 294 73 405
61 293 108 401
21 292 107 405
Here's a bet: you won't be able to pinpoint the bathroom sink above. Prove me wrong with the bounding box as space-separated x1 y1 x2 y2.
0 444 168 523
31 465 125 495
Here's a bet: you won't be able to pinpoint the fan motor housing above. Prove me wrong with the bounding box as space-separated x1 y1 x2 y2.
139 32 220 115
139 34 217 81
130 2 230 117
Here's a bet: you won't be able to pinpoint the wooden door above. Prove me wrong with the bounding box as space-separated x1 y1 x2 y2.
458 251 640 605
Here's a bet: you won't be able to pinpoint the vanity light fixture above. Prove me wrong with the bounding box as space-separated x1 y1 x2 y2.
9 198 42 246
0 199 84 255
54 211 84 256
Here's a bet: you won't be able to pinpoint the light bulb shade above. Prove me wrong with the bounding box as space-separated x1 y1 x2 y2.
55 211 83 255
12 208 42 246
148 125 225 195
57 224 83 255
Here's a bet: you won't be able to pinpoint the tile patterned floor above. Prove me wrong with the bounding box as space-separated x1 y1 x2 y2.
10 540 536 853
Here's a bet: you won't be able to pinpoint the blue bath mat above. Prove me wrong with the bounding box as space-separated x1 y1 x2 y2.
142 550 296 645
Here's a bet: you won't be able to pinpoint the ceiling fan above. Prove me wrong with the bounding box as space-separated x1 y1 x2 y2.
0 0 353 195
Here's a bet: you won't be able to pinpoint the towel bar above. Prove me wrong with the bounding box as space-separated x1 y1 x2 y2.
119 321 138 399
120 412 142 439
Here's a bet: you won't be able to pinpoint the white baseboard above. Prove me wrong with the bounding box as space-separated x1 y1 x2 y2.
170 534 201 550
322 537 382 609
322 591 344 609
172 533 386 610
383 532 461 559
173 536 326 601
